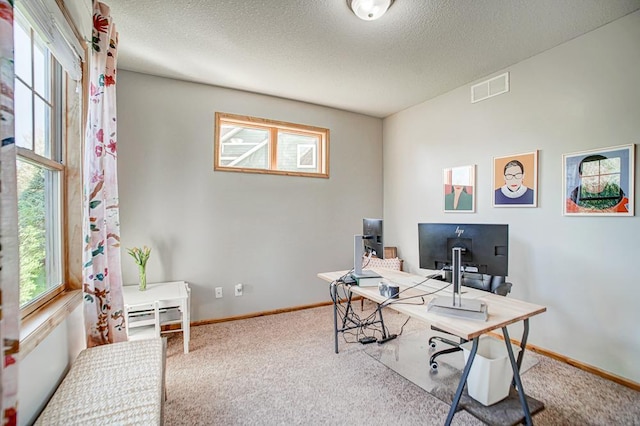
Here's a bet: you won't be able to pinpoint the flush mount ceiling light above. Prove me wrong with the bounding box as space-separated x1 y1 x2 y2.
347 0 395 21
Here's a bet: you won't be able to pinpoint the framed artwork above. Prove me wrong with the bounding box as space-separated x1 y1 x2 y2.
562 144 635 216
444 165 475 213
493 151 538 207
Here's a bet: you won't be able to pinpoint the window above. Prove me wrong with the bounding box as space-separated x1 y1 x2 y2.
579 156 622 205
214 113 329 178
14 11 65 312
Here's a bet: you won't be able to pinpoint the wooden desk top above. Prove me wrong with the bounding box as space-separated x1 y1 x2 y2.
318 269 546 340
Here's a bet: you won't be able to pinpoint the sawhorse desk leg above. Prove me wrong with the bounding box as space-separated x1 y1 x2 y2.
504 320 533 426
332 284 388 354
332 283 339 354
445 319 533 426
446 337 478 426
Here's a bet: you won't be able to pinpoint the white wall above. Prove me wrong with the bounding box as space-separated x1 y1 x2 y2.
19 303 84 426
116 72 383 320
383 11 640 383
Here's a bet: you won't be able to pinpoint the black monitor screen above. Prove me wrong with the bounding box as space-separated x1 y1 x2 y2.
363 218 384 259
418 223 508 276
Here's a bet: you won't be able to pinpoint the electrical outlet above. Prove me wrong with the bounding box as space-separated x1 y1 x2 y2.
215 287 223 298
235 283 243 296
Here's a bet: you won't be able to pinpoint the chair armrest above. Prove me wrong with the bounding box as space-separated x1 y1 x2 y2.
492 280 512 296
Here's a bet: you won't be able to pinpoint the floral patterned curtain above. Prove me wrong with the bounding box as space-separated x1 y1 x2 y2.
83 1 127 347
0 1 20 423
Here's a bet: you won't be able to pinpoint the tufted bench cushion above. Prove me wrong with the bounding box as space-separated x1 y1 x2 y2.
35 337 166 425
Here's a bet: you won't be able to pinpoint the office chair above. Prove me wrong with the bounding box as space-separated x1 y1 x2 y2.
428 272 512 371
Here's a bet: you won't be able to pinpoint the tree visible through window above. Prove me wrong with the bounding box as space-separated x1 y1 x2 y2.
14 11 64 310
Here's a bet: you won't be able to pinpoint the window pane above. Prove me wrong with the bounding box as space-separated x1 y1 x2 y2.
581 160 600 177
34 96 51 158
14 80 33 149
215 113 329 178
14 19 32 84
33 37 50 100
219 125 269 169
600 158 620 174
17 160 61 307
277 132 319 172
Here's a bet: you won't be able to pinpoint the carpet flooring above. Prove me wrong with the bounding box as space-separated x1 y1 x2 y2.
163 304 639 425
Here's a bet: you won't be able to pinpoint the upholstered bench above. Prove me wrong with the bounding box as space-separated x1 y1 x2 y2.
35 337 166 425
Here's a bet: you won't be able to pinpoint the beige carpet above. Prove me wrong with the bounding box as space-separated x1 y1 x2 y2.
163 304 639 425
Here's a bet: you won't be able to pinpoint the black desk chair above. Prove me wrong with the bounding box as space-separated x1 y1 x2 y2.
428 272 512 371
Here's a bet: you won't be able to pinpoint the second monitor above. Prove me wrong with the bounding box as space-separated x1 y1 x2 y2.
352 218 384 280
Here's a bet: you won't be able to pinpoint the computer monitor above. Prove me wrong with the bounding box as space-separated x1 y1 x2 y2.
352 218 384 279
418 223 508 276
418 223 509 320
363 218 384 259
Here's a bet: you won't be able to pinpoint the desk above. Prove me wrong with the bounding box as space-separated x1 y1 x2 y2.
123 281 191 354
318 268 546 426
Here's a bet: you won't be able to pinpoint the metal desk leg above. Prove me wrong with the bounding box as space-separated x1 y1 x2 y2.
503 326 533 426
512 318 529 388
517 318 530 370
445 337 478 426
342 290 355 329
376 305 388 339
332 283 339 354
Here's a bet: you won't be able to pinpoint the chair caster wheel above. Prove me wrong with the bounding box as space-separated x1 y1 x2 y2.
430 362 438 371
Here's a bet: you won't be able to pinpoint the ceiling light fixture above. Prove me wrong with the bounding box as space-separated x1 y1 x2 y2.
348 0 395 21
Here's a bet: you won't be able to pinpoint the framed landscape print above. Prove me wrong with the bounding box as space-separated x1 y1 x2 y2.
493 151 538 207
562 144 635 216
444 165 475 213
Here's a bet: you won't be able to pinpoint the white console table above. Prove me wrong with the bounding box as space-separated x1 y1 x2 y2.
123 281 191 354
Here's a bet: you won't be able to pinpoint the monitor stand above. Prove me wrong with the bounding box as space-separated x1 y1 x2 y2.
351 235 381 280
427 247 488 321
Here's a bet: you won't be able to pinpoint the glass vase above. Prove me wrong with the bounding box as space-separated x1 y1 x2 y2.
138 265 147 291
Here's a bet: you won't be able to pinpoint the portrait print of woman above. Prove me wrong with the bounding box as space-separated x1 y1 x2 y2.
493 151 538 207
563 144 635 216
444 165 475 213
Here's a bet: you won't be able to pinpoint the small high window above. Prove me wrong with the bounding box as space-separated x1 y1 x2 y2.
214 113 329 178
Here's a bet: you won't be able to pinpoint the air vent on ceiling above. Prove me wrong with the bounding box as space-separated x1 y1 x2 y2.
471 72 509 103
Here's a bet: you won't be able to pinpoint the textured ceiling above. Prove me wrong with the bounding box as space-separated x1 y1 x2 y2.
106 0 640 118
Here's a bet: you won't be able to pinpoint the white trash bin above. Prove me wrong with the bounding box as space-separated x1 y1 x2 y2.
460 336 521 406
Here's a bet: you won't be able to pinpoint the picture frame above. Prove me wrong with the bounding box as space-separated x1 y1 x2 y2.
493 151 538 207
444 165 475 213
562 144 635 216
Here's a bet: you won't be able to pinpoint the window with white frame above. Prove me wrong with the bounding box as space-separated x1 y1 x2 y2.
14 10 65 311
214 113 329 178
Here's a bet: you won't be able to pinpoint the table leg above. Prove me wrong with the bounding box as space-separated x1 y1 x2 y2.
342 290 355 329
332 283 339 354
376 305 388 339
182 300 190 354
183 285 191 354
503 326 532 426
445 336 478 426
517 318 529 370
